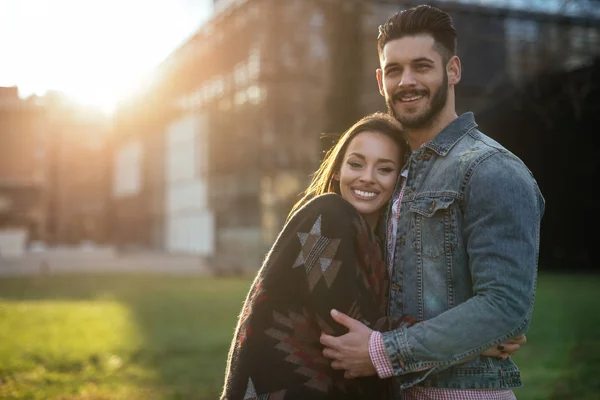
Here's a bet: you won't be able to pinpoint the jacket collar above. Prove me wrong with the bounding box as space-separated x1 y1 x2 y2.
423 112 478 156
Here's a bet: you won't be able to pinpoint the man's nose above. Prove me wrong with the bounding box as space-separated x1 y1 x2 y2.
399 69 417 87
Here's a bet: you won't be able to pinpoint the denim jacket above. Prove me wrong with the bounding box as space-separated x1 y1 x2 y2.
382 112 545 391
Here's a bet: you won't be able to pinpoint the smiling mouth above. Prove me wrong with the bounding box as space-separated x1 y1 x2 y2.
398 94 424 103
393 90 427 103
353 189 377 199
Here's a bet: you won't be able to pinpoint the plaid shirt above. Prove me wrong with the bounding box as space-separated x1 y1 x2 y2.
368 171 516 400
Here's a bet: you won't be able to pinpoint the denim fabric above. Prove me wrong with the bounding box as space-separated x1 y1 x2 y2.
382 112 545 391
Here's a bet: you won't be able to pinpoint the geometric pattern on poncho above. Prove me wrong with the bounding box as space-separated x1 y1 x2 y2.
293 215 342 291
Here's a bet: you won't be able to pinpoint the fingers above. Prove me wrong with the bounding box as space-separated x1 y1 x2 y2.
506 334 527 345
497 343 520 354
480 347 503 357
322 346 340 360
320 332 339 349
330 309 360 330
481 341 523 358
331 360 346 370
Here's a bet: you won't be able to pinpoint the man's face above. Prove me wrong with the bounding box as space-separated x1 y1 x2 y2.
377 34 450 130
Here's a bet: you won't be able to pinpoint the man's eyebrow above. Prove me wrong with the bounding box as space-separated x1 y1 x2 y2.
413 57 435 64
383 57 435 70
383 62 400 70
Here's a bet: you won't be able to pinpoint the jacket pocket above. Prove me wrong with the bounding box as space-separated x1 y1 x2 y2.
409 196 458 259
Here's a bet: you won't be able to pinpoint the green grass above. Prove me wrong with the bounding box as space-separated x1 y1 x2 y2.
0 275 251 400
0 273 598 399
513 274 600 400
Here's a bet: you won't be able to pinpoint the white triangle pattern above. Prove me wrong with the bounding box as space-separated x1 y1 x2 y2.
243 377 257 399
310 215 322 235
319 257 332 272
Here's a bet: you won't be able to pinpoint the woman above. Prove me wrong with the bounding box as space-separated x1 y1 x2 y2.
221 112 406 400
220 112 517 399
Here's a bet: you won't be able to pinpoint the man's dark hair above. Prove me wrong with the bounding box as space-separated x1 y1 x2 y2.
377 5 457 63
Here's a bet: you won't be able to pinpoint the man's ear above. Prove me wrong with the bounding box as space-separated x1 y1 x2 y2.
376 68 385 96
447 55 461 86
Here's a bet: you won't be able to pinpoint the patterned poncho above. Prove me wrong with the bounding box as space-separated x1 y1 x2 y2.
220 193 413 400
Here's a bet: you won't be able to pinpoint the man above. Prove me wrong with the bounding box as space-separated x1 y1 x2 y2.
320 4 545 399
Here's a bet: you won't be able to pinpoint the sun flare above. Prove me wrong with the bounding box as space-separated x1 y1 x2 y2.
0 0 210 114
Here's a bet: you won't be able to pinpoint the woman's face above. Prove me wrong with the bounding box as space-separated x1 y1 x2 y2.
337 131 401 228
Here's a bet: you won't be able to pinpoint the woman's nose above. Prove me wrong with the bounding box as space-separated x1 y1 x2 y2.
359 168 376 183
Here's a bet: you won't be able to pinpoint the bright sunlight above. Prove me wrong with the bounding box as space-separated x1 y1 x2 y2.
0 0 211 114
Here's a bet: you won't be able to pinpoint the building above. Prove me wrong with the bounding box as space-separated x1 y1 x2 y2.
44 95 111 245
0 87 46 256
110 0 600 271
213 0 238 14
111 0 340 270
0 87 112 259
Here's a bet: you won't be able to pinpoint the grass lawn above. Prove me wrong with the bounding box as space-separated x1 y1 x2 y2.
0 272 598 400
513 274 600 400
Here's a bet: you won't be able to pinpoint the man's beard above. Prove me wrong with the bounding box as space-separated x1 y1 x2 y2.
387 72 448 130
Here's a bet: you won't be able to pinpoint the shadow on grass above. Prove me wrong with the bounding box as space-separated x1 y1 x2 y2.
0 273 253 399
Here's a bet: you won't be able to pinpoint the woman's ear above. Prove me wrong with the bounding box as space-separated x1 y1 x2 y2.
333 171 340 181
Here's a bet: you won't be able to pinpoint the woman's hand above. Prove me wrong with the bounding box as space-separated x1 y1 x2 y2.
481 334 527 360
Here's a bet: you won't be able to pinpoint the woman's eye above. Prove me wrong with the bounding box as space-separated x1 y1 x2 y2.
348 162 362 168
379 167 394 173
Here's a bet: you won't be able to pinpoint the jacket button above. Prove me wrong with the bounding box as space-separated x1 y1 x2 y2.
391 284 401 291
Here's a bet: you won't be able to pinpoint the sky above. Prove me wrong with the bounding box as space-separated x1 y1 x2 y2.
0 0 213 113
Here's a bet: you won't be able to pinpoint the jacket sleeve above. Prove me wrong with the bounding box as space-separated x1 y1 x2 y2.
381 152 545 377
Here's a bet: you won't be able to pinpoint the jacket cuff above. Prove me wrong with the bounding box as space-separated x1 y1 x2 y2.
368 331 394 378
381 327 414 374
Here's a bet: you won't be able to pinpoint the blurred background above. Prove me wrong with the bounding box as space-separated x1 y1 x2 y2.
0 0 598 399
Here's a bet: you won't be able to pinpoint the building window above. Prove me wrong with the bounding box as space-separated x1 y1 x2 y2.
247 85 263 104
234 62 248 87
248 47 260 80
234 90 247 106
113 141 142 197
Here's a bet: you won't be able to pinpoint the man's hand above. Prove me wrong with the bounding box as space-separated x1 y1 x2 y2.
319 309 377 379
